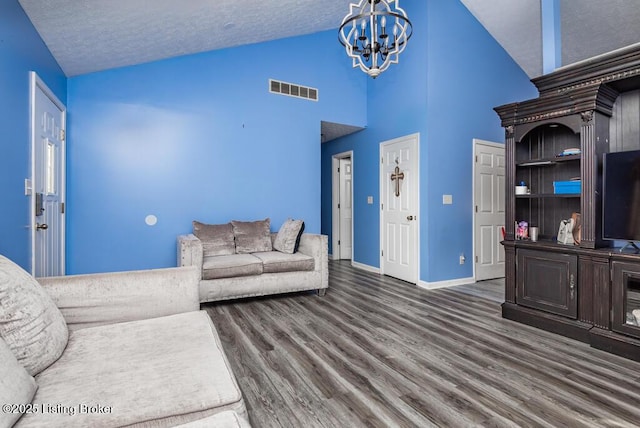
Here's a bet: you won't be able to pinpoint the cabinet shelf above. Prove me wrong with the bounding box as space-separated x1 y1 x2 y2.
516 154 581 167
516 193 580 198
496 44 640 362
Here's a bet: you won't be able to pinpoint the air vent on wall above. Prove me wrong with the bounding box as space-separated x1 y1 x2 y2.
269 79 318 101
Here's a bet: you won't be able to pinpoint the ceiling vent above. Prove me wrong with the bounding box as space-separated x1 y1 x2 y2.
269 79 318 101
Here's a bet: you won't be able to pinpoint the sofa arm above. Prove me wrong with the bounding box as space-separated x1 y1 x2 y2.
38 266 200 331
297 234 329 289
178 234 203 270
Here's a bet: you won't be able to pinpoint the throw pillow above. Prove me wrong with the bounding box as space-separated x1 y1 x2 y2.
0 337 37 428
193 221 236 257
273 219 305 254
0 255 69 376
231 218 272 254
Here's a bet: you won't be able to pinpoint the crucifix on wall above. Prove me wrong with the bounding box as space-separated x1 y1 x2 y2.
391 161 405 197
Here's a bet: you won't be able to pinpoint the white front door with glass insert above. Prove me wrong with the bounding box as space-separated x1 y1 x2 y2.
31 72 66 277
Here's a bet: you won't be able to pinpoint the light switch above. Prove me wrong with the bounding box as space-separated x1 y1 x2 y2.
367 196 374 204
24 179 32 196
443 194 453 205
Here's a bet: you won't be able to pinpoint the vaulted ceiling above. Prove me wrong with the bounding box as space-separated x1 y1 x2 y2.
18 0 640 79
460 0 640 78
18 0 349 77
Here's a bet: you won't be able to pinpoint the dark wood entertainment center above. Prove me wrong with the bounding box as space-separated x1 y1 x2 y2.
495 44 640 362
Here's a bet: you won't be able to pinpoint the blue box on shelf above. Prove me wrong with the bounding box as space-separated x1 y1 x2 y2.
553 180 581 194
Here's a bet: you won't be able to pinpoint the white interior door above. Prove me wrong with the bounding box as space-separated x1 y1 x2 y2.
339 158 353 259
31 72 66 277
380 134 419 283
474 139 505 281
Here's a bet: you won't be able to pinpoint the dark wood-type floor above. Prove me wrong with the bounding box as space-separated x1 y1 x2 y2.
204 261 640 428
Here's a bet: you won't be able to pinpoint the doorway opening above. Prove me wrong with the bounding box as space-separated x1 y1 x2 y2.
331 151 354 260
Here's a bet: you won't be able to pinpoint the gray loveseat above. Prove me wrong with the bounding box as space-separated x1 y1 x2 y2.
178 219 328 303
0 256 250 428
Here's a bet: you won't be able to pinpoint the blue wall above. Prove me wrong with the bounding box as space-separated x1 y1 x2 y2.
67 30 366 274
0 1 67 270
321 0 538 283
321 0 428 268
542 0 562 74
2 0 538 279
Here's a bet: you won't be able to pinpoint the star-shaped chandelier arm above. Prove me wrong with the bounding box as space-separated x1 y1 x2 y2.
338 0 413 78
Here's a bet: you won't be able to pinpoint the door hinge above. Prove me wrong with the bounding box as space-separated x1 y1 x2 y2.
338 203 340 209
381 157 384 164
381 250 384 257
338 240 341 246
475 155 478 162
60 202 65 214
475 255 478 263
60 129 66 142
381 203 384 210
475 205 478 213
338 167 340 173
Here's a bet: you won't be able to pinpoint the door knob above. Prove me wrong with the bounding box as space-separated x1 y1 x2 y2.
36 223 48 230
407 215 414 221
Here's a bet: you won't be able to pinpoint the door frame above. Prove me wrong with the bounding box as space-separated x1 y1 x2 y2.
30 71 67 275
331 151 354 261
472 138 505 281
379 133 420 283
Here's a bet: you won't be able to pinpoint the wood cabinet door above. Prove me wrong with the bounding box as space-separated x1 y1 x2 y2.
611 261 640 339
517 249 578 318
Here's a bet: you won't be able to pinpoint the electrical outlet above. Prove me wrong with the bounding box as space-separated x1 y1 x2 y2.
459 254 465 265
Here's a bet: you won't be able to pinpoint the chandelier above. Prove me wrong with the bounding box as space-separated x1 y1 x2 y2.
338 0 413 78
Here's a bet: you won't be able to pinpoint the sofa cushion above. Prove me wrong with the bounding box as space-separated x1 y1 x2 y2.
17 311 245 427
273 219 305 254
0 255 68 376
253 251 315 274
0 337 37 428
193 221 236 257
231 218 272 254
203 254 263 280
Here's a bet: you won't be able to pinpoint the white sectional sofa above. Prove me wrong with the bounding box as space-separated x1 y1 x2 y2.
0 256 250 428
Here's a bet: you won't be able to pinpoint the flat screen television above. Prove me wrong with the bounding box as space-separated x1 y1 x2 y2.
603 149 640 243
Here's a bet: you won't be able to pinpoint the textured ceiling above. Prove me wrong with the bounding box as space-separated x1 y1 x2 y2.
460 0 542 78
461 0 640 79
321 121 364 143
18 0 640 80
17 0 640 142
560 0 640 67
18 0 348 77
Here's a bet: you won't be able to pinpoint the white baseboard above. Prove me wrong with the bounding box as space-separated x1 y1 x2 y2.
351 261 380 274
418 276 475 290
